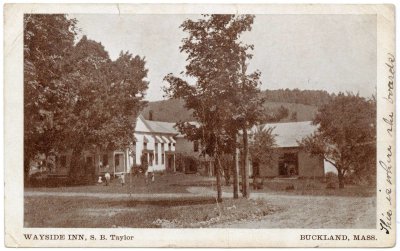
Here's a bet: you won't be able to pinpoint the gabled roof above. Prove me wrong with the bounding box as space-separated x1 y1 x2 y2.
258 121 317 148
138 115 178 135
145 120 177 134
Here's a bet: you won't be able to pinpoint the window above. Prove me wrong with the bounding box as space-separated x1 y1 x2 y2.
162 154 165 165
168 143 171 150
149 153 154 166
102 154 108 166
86 156 93 165
194 140 199 152
161 143 165 152
60 156 67 167
155 153 159 165
115 155 120 166
173 143 176 147
132 153 136 166
143 142 147 149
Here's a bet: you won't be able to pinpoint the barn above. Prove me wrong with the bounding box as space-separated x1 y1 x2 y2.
251 121 325 178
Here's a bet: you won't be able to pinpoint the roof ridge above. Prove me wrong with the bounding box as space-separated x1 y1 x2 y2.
138 115 155 133
262 120 313 126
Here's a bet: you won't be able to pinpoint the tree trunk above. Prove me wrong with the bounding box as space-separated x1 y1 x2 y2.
69 148 84 184
338 170 345 189
232 140 239 199
253 163 258 190
24 153 32 187
242 127 250 198
215 156 223 202
224 162 231 186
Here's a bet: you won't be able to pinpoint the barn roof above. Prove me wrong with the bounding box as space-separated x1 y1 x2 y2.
258 121 317 148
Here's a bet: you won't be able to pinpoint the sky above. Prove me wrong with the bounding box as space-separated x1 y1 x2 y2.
70 14 377 101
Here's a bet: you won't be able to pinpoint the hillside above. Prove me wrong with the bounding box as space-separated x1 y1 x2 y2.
141 98 318 123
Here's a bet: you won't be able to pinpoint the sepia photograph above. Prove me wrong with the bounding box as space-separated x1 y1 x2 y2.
3 3 395 248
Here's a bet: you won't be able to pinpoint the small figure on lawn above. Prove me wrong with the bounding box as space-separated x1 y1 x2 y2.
120 173 125 186
97 176 103 184
140 152 149 184
104 164 111 186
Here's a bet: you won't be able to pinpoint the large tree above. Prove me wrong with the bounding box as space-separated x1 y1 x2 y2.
24 15 148 183
300 93 376 188
61 37 148 181
164 14 260 201
24 14 78 182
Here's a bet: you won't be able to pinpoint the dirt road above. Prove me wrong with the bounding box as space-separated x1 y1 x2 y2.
214 193 376 228
186 187 376 228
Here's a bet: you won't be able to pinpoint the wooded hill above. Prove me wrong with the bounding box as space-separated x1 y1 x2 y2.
141 89 334 123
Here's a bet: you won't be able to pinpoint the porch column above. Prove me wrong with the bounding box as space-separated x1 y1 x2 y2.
126 148 129 173
113 153 116 178
173 154 176 172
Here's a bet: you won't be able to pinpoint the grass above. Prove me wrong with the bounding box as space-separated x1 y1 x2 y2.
25 173 214 194
24 196 280 228
24 173 376 228
26 173 376 197
222 178 376 197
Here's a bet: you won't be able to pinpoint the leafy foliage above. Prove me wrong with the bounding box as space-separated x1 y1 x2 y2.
24 14 78 180
24 15 148 181
164 14 263 200
61 37 148 152
249 126 276 176
300 93 376 188
164 14 260 156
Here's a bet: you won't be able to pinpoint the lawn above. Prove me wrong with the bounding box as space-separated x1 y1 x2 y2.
26 173 376 197
24 196 280 228
25 173 215 194
24 173 376 228
221 177 376 197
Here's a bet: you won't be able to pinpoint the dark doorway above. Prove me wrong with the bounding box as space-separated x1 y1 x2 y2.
278 152 298 176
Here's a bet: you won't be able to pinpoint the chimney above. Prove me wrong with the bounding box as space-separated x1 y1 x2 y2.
149 110 153 121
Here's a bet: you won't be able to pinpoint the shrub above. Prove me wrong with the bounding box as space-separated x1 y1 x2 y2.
345 171 376 186
175 154 199 174
304 183 318 190
285 184 295 191
325 171 338 183
153 170 166 176
131 164 146 175
326 182 336 189
253 177 264 190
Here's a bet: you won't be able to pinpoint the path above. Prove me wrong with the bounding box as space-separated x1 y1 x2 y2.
214 193 376 228
187 187 376 228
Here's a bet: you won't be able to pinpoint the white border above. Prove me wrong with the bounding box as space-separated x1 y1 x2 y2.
2 2 396 248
